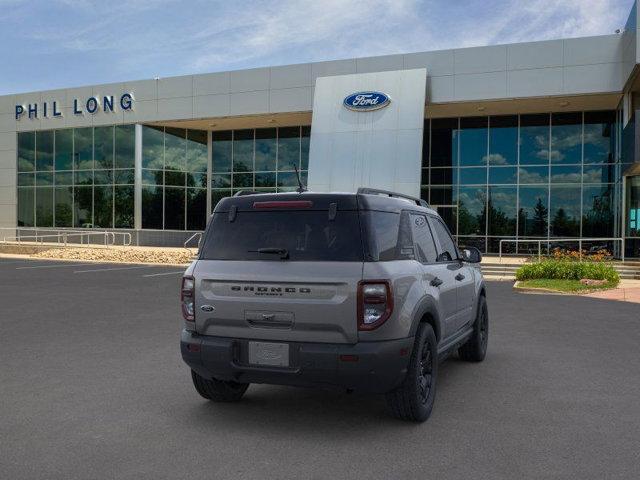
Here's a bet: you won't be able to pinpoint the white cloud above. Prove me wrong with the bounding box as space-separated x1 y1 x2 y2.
2 0 634 92
483 153 508 165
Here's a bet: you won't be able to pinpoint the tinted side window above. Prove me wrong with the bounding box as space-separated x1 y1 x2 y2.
363 211 415 261
429 216 458 262
410 213 437 263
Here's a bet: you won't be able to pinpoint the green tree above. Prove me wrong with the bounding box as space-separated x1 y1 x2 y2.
532 198 548 236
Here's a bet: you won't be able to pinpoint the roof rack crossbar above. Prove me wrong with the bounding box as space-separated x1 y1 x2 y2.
357 187 430 208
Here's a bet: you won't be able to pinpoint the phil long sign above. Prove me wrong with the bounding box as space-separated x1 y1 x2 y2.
343 91 390 111
15 93 134 120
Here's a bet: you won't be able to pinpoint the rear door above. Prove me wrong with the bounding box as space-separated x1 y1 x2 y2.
193 204 363 344
427 215 469 337
410 213 457 338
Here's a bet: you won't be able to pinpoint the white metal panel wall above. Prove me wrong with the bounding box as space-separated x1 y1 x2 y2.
307 69 426 197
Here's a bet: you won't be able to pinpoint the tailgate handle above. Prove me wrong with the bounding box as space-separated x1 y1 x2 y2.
246 312 294 329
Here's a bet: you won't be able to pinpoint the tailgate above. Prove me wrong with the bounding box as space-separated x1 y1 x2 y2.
194 260 363 344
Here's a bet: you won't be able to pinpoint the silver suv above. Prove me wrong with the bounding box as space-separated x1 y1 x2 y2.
180 188 488 422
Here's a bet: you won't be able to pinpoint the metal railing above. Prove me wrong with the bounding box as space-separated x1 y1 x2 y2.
498 238 625 262
183 232 202 249
0 228 132 248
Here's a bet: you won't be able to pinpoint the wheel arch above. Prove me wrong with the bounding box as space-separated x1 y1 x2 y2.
409 296 442 343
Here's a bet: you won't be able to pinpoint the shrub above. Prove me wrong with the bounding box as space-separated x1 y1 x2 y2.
515 259 619 285
550 248 612 263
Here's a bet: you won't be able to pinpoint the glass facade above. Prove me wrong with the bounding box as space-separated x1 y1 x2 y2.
14 113 625 251
141 126 208 230
17 126 135 228
17 124 311 232
422 111 620 253
211 126 310 208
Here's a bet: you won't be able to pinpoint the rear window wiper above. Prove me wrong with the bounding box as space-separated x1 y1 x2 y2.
248 247 290 260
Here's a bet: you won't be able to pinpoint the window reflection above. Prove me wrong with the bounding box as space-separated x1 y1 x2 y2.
551 113 582 164
94 185 113 228
35 187 54 227
488 186 517 236
519 114 549 165
233 129 253 172
488 167 517 184
488 116 517 165
17 187 34 226
18 132 35 172
55 130 73 171
142 126 208 230
278 127 300 171
459 167 486 185
550 186 580 237
17 126 135 229
255 128 276 171
458 187 486 236
459 117 487 167
584 111 615 164
211 126 310 212
115 125 135 169
74 128 93 170
35 131 54 172
519 166 548 184
165 128 186 172
212 131 232 172
424 112 610 251
550 165 581 183
582 184 614 237
518 186 548 237
94 127 114 170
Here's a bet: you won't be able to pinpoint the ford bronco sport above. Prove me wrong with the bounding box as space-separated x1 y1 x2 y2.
180 188 488 422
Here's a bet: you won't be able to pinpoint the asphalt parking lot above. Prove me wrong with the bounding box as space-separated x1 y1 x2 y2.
1 258 639 480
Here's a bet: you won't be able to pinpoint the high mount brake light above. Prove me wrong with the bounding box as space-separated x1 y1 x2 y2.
253 200 313 209
181 276 195 322
357 280 393 331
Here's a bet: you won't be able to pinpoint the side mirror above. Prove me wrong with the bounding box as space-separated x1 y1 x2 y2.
460 246 482 264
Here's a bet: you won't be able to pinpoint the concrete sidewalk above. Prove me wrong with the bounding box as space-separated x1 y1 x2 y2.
582 280 640 304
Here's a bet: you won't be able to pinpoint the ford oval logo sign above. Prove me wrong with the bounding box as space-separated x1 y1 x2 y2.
343 91 390 111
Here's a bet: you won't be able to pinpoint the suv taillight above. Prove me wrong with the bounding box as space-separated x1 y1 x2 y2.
358 280 393 331
181 276 195 322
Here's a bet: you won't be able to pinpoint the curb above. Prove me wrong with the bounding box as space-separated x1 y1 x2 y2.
512 281 567 295
513 280 619 296
0 253 191 268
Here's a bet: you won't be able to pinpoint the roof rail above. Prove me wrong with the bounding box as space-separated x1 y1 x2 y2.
357 187 430 209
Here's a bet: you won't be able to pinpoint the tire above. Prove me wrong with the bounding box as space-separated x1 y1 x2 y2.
385 323 438 422
191 370 249 402
458 295 488 362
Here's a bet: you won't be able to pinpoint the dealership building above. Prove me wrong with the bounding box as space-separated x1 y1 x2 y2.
2 5 640 256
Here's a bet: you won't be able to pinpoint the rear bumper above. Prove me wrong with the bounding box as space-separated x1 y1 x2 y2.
181 329 413 394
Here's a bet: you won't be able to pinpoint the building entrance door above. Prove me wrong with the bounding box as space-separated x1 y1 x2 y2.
625 175 640 257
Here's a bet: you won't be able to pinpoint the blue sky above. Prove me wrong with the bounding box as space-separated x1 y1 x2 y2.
0 0 635 95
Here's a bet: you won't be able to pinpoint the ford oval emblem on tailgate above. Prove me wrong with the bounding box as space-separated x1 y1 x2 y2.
343 91 390 111
200 305 214 312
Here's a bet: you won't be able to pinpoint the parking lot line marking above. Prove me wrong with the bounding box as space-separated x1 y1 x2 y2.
142 271 184 277
74 265 159 273
16 263 93 270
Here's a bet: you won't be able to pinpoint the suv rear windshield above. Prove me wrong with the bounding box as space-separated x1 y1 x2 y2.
200 211 363 262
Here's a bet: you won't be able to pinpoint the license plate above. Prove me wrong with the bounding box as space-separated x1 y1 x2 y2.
248 341 290 367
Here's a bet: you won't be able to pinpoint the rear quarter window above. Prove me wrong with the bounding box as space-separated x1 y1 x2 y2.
362 211 415 261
